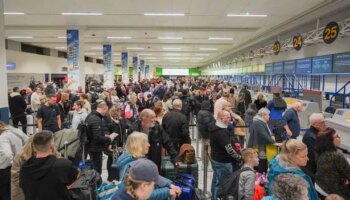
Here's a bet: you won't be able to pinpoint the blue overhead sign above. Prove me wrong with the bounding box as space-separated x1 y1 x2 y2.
333 52 350 73
284 60 296 74
312 55 332 73
296 58 311 74
273 62 283 74
265 63 273 74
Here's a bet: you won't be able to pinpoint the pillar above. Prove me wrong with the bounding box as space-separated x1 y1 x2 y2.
0 0 9 123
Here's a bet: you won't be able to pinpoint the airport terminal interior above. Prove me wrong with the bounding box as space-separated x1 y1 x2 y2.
1 0 350 200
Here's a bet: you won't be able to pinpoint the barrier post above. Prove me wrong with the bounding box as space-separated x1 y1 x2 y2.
203 143 209 196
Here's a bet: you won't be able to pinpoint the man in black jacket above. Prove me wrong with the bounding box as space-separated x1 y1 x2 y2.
20 131 79 200
197 100 216 159
302 113 326 182
85 102 117 174
210 110 242 200
9 87 27 134
128 109 178 171
162 99 191 152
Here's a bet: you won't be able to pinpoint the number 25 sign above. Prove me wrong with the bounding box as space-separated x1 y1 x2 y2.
323 21 339 44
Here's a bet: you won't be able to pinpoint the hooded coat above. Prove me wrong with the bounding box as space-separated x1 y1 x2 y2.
20 155 79 200
9 92 27 118
196 101 215 139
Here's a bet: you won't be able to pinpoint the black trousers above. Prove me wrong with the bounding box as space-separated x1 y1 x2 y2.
88 152 103 174
0 167 11 200
107 156 119 181
12 115 27 134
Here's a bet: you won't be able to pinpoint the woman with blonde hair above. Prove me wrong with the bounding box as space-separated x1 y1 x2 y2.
267 139 318 200
11 136 61 200
116 132 181 200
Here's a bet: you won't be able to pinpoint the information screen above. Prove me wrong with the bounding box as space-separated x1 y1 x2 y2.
312 55 332 73
296 58 311 74
333 52 350 73
162 68 188 75
273 62 283 74
283 60 296 74
265 63 273 74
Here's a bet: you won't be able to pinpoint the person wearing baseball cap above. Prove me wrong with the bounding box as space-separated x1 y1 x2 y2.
112 159 172 200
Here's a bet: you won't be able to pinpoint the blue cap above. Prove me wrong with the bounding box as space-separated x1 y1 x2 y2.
129 159 166 187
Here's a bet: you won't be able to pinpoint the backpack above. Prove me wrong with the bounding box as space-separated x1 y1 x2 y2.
78 117 92 145
181 98 191 116
69 169 102 200
217 167 254 200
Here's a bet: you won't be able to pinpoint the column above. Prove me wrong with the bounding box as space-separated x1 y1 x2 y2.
66 28 85 93
103 44 114 89
132 56 139 83
121 52 129 85
140 59 145 81
0 0 9 123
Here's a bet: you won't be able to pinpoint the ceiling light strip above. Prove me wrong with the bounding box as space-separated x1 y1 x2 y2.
144 13 185 16
4 12 25 15
208 37 233 40
61 12 103 16
7 36 33 39
226 14 267 17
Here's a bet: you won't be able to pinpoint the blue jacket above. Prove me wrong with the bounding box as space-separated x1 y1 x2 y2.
267 156 318 200
116 152 172 200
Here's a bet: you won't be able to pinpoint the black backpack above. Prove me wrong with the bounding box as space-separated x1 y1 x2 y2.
218 167 254 200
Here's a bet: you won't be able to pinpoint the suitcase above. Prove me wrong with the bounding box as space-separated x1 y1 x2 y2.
161 156 176 180
174 174 200 200
177 162 199 183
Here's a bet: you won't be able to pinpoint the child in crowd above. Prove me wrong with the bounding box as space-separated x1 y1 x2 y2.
238 148 260 200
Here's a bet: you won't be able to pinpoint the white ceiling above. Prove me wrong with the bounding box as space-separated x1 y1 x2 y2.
2 0 341 67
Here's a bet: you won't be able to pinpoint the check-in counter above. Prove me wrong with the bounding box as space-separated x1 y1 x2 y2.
325 109 350 150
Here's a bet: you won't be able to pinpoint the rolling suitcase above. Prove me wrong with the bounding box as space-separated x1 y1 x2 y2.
174 174 202 200
161 156 176 180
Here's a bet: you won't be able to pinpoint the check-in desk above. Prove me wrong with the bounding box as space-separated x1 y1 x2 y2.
325 109 350 150
284 98 321 129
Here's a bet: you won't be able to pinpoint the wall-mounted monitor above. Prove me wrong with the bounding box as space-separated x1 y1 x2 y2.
283 60 296 74
296 58 311 74
312 55 332 73
265 63 273 74
273 62 283 74
333 52 350 73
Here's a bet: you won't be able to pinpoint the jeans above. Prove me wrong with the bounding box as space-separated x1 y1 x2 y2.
88 151 103 174
0 167 11 200
210 158 233 200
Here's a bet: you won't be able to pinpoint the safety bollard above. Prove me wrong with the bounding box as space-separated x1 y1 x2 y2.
196 127 201 160
203 143 209 196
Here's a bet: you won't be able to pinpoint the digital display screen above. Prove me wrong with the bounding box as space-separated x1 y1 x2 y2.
312 55 332 73
296 58 311 74
284 60 296 74
333 52 350 73
273 62 283 74
265 63 273 74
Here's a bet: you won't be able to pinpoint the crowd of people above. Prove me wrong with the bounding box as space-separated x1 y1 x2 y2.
1 77 349 200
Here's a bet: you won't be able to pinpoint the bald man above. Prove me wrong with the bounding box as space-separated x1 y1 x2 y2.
162 99 191 151
302 113 327 181
128 109 178 170
282 102 303 139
